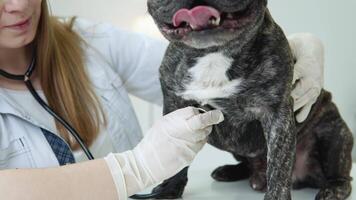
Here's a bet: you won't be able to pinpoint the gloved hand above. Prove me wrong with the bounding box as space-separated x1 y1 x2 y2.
288 33 324 123
104 107 224 199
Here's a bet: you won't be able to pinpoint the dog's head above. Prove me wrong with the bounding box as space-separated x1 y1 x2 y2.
148 0 267 49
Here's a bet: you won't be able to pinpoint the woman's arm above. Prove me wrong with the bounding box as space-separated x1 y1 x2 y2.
103 24 167 106
72 19 167 105
0 159 118 200
0 107 223 200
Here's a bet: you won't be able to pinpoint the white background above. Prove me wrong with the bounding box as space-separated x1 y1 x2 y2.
49 0 356 161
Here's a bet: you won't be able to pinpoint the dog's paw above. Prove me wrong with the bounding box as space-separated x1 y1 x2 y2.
150 177 188 199
249 171 267 192
131 169 188 199
211 162 250 182
315 181 351 200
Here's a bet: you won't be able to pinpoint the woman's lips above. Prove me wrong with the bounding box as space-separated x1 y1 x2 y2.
5 18 31 32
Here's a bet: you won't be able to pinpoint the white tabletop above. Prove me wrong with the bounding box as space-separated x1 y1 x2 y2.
180 167 356 200
139 145 356 200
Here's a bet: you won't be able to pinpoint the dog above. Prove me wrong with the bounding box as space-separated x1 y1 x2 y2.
133 0 353 199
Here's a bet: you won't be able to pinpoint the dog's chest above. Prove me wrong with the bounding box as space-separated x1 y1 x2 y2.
178 52 242 106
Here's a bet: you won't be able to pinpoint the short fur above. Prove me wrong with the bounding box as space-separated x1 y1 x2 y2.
139 0 353 199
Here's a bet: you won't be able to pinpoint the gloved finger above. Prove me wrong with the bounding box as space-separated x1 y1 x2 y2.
188 138 209 155
166 106 198 119
291 77 311 100
291 78 317 109
187 110 224 131
292 66 302 84
190 127 212 143
292 88 318 112
296 101 314 123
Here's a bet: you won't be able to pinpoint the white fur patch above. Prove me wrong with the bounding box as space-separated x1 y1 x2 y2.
180 52 242 105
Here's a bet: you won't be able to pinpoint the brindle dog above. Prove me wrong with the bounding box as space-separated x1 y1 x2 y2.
132 0 353 199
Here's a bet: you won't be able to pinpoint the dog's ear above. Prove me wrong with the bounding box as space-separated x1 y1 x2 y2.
263 0 267 6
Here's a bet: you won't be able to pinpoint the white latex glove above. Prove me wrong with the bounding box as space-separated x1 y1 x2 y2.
104 107 224 200
288 33 325 123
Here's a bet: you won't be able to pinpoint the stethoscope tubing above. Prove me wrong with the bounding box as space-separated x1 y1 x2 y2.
0 57 94 160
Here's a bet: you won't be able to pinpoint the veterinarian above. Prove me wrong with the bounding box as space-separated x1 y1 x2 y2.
0 0 324 199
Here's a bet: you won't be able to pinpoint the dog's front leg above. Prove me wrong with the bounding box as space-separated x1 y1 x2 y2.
261 100 296 200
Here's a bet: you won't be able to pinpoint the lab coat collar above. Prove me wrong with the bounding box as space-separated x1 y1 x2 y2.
0 91 60 136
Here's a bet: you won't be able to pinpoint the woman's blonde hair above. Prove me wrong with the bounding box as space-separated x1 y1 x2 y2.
36 0 106 149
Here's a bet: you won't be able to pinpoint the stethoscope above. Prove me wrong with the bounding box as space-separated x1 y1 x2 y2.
0 56 200 199
0 56 94 160
0 56 198 199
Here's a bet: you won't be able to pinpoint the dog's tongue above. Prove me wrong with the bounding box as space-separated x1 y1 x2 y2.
173 6 220 30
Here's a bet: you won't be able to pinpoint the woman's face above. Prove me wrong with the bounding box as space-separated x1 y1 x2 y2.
0 0 42 49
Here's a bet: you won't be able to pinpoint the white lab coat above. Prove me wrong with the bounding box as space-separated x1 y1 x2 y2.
0 18 167 169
